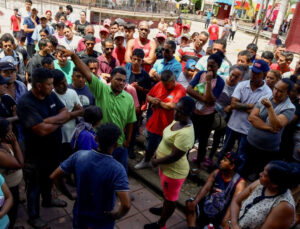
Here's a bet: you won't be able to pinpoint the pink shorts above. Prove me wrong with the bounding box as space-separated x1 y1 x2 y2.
159 169 185 202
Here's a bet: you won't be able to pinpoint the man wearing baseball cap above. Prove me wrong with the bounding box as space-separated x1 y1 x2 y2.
32 13 55 44
177 59 196 89
112 32 126 66
103 18 111 29
0 58 27 103
219 59 272 172
186 151 246 228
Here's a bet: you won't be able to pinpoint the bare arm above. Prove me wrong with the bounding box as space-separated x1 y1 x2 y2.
125 39 134 63
260 202 294 229
231 97 254 113
187 85 209 103
43 108 70 125
107 191 131 220
50 167 75 200
159 101 176 110
23 24 34 33
222 179 247 228
248 107 274 131
267 106 289 131
152 146 186 166
0 182 13 219
123 123 134 148
143 41 157 65
230 180 260 228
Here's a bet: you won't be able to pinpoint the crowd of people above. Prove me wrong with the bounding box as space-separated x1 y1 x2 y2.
0 0 299 228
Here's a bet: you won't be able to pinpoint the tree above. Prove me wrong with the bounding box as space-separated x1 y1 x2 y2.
192 0 202 10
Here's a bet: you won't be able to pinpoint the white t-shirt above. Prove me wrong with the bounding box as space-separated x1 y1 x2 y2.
54 88 82 143
177 72 191 89
61 35 81 52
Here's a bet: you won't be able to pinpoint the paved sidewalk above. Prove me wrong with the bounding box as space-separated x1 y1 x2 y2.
14 177 188 229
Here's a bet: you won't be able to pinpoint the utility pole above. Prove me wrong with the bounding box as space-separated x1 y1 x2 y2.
255 0 264 25
230 0 236 17
269 0 289 45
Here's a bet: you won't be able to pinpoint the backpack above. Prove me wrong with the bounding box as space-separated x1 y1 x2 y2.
203 173 241 219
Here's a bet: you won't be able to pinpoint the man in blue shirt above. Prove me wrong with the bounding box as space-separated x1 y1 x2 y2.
23 8 39 57
50 123 131 229
149 40 182 82
32 14 55 44
205 9 213 29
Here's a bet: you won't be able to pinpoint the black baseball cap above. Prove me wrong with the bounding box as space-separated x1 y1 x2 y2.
0 62 16 71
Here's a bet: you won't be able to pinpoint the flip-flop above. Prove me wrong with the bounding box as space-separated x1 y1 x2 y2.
28 218 48 229
42 198 67 208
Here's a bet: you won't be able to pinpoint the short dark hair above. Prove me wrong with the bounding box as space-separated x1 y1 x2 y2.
111 67 126 79
246 43 258 52
276 44 286 48
161 70 175 82
42 57 54 66
281 51 294 62
14 8 18 11
261 51 274 61
84 106 103 125
86 57 99 66
166 40 176 51
269 69 281 80
132 48 145 59
281 78 294 93
66 5 73 12
102 38 113 47
47 35 58 49
200 31 209 38
178 96 195 116
238 50 252 63
267 160 298 193
25 0 32 4
0 33 15 46
84 34 96 42
32 68 54 88
38 38 50 50
230 64 246 75
111 21 119 27
52 69 66 86
39 28 49 35
214 39 227 49
59 6 63 9
96 123 121 152
0 118 10 139
124 23 136 30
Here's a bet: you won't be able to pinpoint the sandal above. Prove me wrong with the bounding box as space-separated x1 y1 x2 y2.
42 198 67 208
28 217 48 229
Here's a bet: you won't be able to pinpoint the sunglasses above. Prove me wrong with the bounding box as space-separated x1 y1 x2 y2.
105 48 114 51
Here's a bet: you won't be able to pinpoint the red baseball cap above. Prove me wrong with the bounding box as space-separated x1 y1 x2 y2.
183 24 190 29
100 26 109 34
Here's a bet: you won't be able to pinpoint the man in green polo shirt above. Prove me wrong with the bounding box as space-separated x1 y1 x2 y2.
57 47 136 172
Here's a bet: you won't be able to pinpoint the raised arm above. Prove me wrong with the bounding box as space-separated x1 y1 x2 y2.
57 47 93 83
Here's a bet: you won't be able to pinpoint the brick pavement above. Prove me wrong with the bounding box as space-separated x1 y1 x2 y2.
14 177 188 229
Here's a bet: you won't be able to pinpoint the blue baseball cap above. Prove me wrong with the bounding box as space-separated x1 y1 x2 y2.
0 56 18 66
252 59 270 73
185 59 196 70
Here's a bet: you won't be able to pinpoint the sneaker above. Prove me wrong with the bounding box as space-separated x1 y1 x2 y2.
149 207 162 216
134 158 152 169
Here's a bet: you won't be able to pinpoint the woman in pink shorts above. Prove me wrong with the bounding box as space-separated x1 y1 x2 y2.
144 96 196 229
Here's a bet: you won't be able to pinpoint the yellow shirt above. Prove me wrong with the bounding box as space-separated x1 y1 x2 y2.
157 120 194 179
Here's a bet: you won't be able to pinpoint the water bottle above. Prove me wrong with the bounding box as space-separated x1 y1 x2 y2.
204 224 214 229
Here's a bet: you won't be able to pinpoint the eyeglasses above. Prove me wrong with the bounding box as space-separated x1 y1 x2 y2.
105 48 114 51
139 28 149 32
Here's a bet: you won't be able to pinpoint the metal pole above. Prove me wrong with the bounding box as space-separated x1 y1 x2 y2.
4 0 7 9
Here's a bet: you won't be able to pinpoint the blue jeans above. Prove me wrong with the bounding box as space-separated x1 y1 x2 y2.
145 130 162 162
209 40 215 47
218 127 247 172
113 147 128 173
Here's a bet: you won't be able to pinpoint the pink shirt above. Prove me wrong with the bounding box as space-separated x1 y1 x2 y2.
77 37 101 52
124 84 140 108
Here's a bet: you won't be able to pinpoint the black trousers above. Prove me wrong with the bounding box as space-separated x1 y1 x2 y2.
242 141 281 178
8 185 19 228
191 112 215 166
